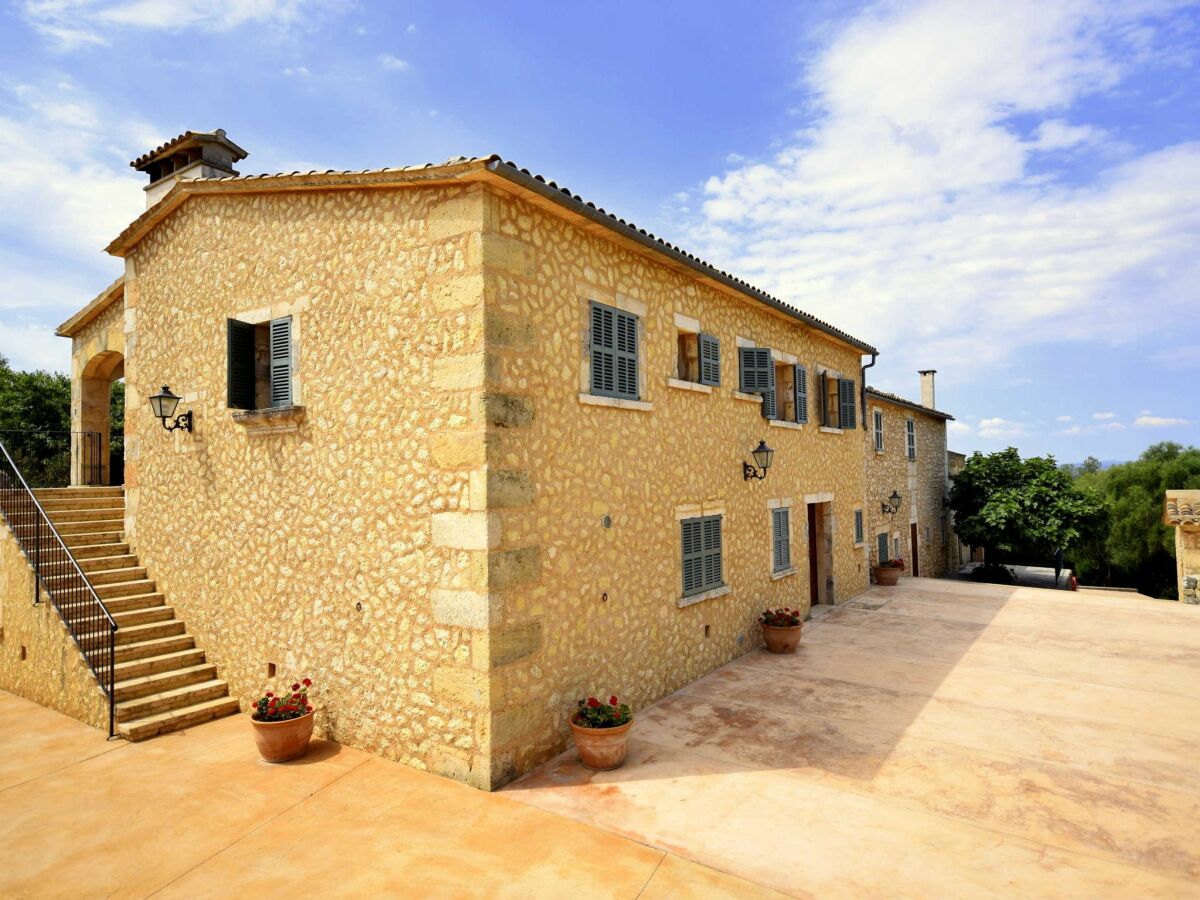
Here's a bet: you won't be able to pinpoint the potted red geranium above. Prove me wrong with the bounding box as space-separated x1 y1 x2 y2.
759 607 803 653
570 695 633 771
872 557 904 586
250 678 314 763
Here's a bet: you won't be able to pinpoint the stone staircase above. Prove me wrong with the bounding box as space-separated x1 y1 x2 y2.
32 486 239 740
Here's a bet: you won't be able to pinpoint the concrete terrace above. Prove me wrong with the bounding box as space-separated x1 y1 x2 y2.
2 578 1199 898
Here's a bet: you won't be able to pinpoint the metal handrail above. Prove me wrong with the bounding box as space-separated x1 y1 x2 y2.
0 437 118 736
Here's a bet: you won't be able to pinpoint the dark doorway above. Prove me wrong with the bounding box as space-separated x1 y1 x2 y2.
910 522 920 577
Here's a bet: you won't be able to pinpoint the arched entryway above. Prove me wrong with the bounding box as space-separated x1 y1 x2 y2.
76 350 124 486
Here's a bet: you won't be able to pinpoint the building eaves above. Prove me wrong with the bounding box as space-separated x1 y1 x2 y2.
131 129 249 169
1165 491 1200 527
56 276 124 337
866 387 954 420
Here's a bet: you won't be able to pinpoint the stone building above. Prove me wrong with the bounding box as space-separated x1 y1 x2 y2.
1164 491 1200 603
862 374 954 579
1 130 956 789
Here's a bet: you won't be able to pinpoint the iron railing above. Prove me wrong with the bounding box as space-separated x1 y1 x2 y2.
0 437 117 736
0 430 105 487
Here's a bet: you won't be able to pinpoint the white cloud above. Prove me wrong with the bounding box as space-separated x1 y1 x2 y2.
406 22 418 34
947 420 972 435
282 66 310 77
1092 411 1117 420
978 417 1028 439
1056 415 1073 422
378 53 411 72
1100 421 1126 431
20 0 346 48
1134 415 1189 427
687 0 1200 382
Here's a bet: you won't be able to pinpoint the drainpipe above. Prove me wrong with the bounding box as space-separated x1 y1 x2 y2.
860 352 877 430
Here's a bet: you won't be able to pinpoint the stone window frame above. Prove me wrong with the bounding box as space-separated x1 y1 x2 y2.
816 364 845 434
767 496 798 580
873 408 885 453
853 506 865 548
668 311 718 394
577 285 651 411
906 417 917 461
674 500 730 608
229 299 307 433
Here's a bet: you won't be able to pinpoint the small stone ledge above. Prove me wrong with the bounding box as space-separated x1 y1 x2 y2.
732 391 762 403
819 426 843 435
666 378 713 395
231 405 306 434
770 567 798 581
578 393 652 412
769 420 804 431
676 583 730 609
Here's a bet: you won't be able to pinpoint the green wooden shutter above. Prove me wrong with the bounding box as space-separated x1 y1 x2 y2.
698 333 720 386
877 532 889 563
819 371 829 426
761 387 776 420
794 365 808 424
269 316 293 408
702 516 723 589
227 319 256 410
738 347 773 393
591 302 638 399
682 518 704 595
854 509 864 544
874 410 884 452
838 378 856 429
614 309 638 399
906 420 916 460
772 508 790 571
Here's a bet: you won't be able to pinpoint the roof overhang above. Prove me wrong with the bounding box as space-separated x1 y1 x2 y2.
865 387 954 420
1165 490 1200 527
56 276 124 338
104 155 878 355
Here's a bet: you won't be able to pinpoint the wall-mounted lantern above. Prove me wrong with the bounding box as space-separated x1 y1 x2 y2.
149 385 193 432
881 490 902 515
742 440 775 481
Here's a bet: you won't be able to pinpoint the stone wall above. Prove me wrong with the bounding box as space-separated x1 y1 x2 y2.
473 186 871 785
863 397 950 579
120 183 493 781
69 292 125 486
0 524 108 728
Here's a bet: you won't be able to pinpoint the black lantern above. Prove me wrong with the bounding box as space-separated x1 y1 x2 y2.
881 489 901 515
743 440 775 481
149 385 193 432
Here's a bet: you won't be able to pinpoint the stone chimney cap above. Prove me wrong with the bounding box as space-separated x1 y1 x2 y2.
130 128 248 171
918 369 937 375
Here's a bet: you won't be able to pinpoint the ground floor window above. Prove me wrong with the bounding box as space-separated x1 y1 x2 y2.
682 515 724 596
772 507 791 572
876 532 889 563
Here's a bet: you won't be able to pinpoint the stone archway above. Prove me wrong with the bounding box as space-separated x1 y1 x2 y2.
76 350 124 486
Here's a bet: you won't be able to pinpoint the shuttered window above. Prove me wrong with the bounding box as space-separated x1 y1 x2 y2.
698 333 720 386
838 377 856 430
772 508 791 572
227 319 256 410
794 365 808 424
874 410 884 452
877 532 890 563
738 347 774 393
269 316 293 408
590 302 639 400
906 419 917 460
854 509 865 545
682 515 724 596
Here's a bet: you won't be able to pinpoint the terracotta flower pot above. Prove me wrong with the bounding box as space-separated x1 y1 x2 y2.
762 623 803 654
872 565 901 586
570 716 633 771
251 711 314 763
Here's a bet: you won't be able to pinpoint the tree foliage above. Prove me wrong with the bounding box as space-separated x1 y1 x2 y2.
0 354 73 486
949 447 1107 562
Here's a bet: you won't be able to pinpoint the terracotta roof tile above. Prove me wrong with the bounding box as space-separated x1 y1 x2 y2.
865 387 954 420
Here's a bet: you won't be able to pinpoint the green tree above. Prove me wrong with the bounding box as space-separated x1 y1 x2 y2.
949 447 1107 563
0 354 73 486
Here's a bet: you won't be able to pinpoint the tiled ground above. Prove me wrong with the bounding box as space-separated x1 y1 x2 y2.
506 579 1200 898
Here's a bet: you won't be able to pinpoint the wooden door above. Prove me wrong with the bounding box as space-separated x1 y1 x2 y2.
910 522 920 577
808 503 820 604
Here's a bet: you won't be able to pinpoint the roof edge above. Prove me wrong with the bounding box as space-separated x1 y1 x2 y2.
865 386 954 420
56 276 124 337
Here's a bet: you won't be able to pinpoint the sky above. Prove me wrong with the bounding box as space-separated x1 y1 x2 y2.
0 0 1197 462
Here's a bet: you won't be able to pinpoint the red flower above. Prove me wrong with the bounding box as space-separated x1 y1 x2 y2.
609 695 618 706
291 683 300 691
303 678 312 687
587 697 600 708
265 691 273 698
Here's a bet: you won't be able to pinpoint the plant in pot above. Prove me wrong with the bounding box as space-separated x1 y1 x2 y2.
250 678 314 763
872 557 904 586
759 607 803 653
570 695 633 771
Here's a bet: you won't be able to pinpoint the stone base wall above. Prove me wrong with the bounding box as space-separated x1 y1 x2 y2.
1177 528 1200 604
0 525 107 730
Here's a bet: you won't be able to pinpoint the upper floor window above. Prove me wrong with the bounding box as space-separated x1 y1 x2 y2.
854 508 865 545
740 348 808 424
906 419 916 460
227 316 292 410
676 329 720 386
590 301 639 400
682 515 724 597
819 371 857 429
873 410 884 452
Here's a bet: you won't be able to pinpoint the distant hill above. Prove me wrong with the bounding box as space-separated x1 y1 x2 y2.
1065 459 1126 471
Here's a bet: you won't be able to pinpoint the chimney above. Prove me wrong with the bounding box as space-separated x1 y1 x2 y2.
919 370 936 409
131 129 248 208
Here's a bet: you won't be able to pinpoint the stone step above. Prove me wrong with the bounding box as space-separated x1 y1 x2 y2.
69 543 131 561
113 633 196 665
93 593 165 615
77 554 139 574
100 619 186 647
114 663 217 703
117 696 240 742
113 647 207 682
50 518 124 536
33 487 124 500
37 497 125 513
66 603 172 630
93 578 157 601
62 530 124 548
71 566 147 587
115 678 230 723
44 508 126 526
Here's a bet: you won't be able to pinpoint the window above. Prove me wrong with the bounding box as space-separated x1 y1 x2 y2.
227 316 293 410
590 302 639 400
682 515 724 596
819 371 857 429
876 532 889 563
794 365 809 424
772 507 791 572
854 509 864 545
873 410 884 452
676 331 720 386
894 536 901 559
738 347 775 419
906 419 916 460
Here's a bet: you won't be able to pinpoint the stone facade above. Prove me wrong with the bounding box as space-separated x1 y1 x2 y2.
1164 491 1200 603
863 389 951 580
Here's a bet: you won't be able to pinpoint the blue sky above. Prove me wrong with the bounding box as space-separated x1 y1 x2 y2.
1 0 1197 462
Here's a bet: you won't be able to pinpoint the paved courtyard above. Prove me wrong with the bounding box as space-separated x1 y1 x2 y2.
2 577 1198 898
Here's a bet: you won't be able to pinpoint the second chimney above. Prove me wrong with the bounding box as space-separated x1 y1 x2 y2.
131 129 248 208
919 370 936 409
